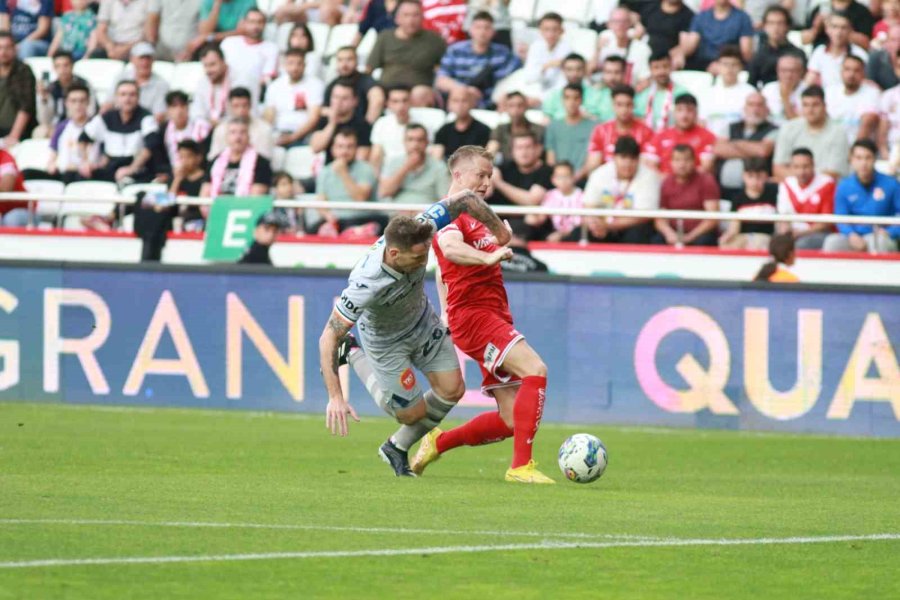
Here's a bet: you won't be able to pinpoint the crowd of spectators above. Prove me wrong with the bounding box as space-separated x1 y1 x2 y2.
0 0 898 252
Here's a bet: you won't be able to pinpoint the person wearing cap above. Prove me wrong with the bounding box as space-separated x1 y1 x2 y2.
237 211 288 265
94 0 161 61
103 42 170 121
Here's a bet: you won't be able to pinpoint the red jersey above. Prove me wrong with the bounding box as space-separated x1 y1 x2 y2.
0 150 28 215
588 118 655 163
421 0 467 45
433 213 512 325
777 173 836 232
644 125 717 175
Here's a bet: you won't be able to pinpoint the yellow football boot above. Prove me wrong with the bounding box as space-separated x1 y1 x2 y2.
410 427 442 475
504 460 556 484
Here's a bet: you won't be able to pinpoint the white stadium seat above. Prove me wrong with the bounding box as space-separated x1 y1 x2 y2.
787 30 813 57
564 27 598 62
24 56 53 80
356 28 378 63
308 22 330 54
671 70 714 98
60 180 120 229
409 107 449 139
276 22 295 50
271 146 287 172
535 0 591 26
326 23 358 57
11 139 51 172
470 109 503 130
525 109 549 126
73 59 125 97
284 146 316 179
509 0 536 24
152 61 176 84
24 179 65 221
170 62 205 97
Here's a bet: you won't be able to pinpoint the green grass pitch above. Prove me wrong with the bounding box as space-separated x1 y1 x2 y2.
1 402 899 599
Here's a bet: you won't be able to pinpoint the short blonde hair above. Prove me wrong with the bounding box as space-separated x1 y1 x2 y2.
448 145 494 171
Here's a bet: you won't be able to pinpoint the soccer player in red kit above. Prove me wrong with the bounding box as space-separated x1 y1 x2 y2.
410 145 555 484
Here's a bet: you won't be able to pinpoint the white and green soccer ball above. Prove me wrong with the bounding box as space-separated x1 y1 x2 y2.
558 434 608 484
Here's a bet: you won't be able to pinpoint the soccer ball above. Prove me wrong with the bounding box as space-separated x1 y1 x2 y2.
558 434 608 484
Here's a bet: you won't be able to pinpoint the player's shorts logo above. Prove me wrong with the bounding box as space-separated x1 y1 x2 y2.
483 343 499 371
400 368 416 391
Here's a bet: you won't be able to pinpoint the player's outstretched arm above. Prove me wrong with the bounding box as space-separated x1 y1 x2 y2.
319 310 360 436
438 229 513 266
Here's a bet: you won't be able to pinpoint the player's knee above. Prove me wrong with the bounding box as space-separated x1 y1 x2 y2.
526 359 548 379
498 405 514 429
395 411 419 425
436 380 465 403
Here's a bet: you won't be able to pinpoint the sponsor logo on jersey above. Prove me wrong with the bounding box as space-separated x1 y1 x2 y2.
483 343 499 370
340 293 361 315
400 368 416 391
474 237 493 250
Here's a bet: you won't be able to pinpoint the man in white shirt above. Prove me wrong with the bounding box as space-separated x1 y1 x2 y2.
762 53 808 125
220 9 278 100
825 55 880 144
47 83 98 182
594 7 651 89
523 12 572 100
806 13 868 89
191 44 259 127
104 42 170 121
370 85 414 173
878 60 900 161
700 45 757 137
263 48 323 148
208 87 274 160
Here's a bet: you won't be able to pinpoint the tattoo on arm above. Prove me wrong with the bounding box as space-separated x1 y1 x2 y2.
326 314 351 376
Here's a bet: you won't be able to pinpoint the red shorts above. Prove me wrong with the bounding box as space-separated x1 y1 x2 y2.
450 308 523 396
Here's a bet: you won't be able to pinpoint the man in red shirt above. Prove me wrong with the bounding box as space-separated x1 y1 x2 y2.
0 149 29 226
776 147 836 249
654 144 721 246
644 93 717 176
411 145 555 484
584 84 654 173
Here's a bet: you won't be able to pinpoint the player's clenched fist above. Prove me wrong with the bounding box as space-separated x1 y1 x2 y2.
485 247 513 266
326 397 360 436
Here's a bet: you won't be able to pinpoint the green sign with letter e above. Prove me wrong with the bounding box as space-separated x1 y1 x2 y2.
202 196 274 261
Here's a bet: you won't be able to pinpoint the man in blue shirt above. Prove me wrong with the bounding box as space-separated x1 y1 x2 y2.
823 139 900 253
0 0 53 59
435 11 520 109
680 0 754 71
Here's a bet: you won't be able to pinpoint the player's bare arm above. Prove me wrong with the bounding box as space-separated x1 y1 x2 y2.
319 310 359 436
439 190 512 247
437 229 513 266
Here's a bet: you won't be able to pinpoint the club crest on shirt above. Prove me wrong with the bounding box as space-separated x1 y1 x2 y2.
400 368 416 391
874 187 886 201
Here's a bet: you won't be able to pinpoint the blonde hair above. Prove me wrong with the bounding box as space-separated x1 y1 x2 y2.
448 145 494 171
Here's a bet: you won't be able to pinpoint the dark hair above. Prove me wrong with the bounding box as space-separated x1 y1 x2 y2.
791 147 814 160
763 5 792 27
386 83 412 96
538 12 563 25
272 171 293 186
165 90 189 106
553 161 574 174
674 93 698 107
614 135 641 158
336 45 357 56
115 79 139 92
0 32 14 44
754 233 795 281
405 123 428 136
395 0 422 11
472 10 493 23
228 87 252 101
672 143 695 157
177 139 202 154
649 50 671 64
843 54 865 69
563 83 583 98
610 84 635 99
718 45 743 65
245 7 265 19
851 138 878 156
603 55 626 69
511 131 539 145
384 214 434 250
743 157 769 173
283 47 307 61
51 50 74 63
198 43 224 61
801 85 825 100
64 83 90 99
332 77 359 97
506 91 526 102
334 125 359 142
563 52 586 65
289 23 315 52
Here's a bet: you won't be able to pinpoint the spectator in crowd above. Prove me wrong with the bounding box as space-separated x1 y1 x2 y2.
315 127 383 236
286 24 323 80
370 84 413 173
80 80 158 182
700 46 756 138
544 54 612 122
105 43 170 121
823 139 900 252
378 123 450 203
237 211 288 265
46 0 97 60
545 84 596 182
714 92 778 200
753 233 799 282
773 85 849 179
311 78 372 164
465 0 512 48
191 44 254 128
806 13 868 89
263 48 323 148
878 68 900 160
201 116 271 199
719 157 779 250
654 144 721 246
593 8 651 89
325 46 383 125
366 0 447 107
221 9 279 93
644 93 716 175
209 87 273 159
94 0 160 61
185 0 256 56
523 12 571 96
634 0 695 61
803 0 873 49
421 0 466 45
873 0 900 48
47 84 97 183
776 147 836 250
0 32 36 145
825 56 879 144
433 87 491 159
524 161 583 242
490 131 552 241
0 147 28 225
747 6 801 87
679 0 754 71
435 11 520 109
270 171 303 234
867 24 900 90
583 135 660 244
0 0 52 59
171 139 206 230
488 91 544 161
155 0 201 61
274 0 348 28
35 51 90 135
761 53 807 125
634 52 688 132
156 91 211 177
355 0 396 48
585 84 654 172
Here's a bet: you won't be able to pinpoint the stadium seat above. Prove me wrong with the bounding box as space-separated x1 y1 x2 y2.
73 59 125 97
509 0 536 24
24 56 53 80
24 179 65 223
152 61 176 84
875 160 895 175
284 146 316 179
271 146 287 172
276 22 294 50
535 0 590 26
326 23 358 57
671 70 714 98
787 30 813 57
564 27 598 62
409 107 449 139
60 180 120 229
308 22 330 54
11 138 51 172
525 109 549 126
356 28 378 63
171 62 204 97
471 109 503 130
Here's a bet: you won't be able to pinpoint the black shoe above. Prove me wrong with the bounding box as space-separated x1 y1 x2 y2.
378 439 416 477
337 333 359 367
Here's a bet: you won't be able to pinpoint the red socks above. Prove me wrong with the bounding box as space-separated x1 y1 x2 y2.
511 375 547 468
436 411 513 454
